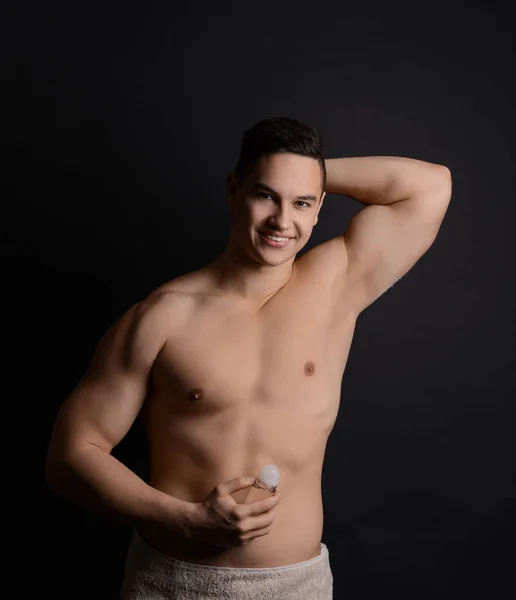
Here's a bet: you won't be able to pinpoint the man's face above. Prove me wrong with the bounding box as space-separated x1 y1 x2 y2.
226 153 326 265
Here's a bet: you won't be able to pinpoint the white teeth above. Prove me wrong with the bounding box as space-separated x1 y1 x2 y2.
264 234 289 242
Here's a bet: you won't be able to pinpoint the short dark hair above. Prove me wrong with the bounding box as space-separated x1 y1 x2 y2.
234 116 326 195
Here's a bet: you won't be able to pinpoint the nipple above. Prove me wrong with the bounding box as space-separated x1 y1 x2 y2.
188 388 205 401
304 361 315 376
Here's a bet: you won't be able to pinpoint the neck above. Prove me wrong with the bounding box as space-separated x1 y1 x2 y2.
207 246 296 302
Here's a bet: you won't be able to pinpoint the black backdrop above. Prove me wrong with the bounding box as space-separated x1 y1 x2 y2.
2 1 515 599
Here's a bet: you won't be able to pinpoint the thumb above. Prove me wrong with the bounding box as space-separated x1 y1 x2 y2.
220 475 255 495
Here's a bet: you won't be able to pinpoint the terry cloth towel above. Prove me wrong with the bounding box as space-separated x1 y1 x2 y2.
120 529 333 599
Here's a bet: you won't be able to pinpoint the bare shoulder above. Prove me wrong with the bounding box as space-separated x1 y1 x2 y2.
135 270 212 330
134 279 198 329
95 276 197 356
155 268 207 295
87 287 189 375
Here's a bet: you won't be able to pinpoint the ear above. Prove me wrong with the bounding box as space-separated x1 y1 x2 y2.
226 172 240 208
313 191 326 226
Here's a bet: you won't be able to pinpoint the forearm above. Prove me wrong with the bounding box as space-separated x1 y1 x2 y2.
324 156 450 205
45 444 192 537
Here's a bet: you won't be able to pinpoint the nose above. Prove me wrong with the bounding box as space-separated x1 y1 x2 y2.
269 205 292 232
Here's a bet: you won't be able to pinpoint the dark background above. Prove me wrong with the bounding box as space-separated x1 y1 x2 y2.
2 1 515 599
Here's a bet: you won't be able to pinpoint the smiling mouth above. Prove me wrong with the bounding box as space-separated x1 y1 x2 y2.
259 231 294 240
258 231 295 247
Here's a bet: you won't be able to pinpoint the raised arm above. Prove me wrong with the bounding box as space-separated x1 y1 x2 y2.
45 291 192 535
301 156 451 315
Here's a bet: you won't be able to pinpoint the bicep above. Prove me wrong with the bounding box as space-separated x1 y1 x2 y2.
50 299 167 454
343 179 451 312
56 360 147 454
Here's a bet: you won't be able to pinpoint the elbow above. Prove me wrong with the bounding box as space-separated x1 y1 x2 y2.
436 165 452 190
430 165 452 205
440 166 452 203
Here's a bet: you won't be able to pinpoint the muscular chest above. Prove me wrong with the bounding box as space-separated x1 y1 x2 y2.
154 298 342 410
151 285 354 421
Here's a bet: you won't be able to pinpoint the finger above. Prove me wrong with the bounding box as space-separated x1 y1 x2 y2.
217 476 255 496
244 508 277 532
242 526 272 543
243 494 280 516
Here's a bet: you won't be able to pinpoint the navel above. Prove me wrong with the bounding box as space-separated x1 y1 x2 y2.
304 361 316 376
188 388 205 401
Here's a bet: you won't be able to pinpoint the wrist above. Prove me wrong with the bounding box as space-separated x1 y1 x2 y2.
141 489 197 540
180 501 200 540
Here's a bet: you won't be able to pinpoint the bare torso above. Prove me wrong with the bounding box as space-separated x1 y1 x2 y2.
138 256 357 567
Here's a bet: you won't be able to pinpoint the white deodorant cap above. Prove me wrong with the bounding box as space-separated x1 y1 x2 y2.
258 464 280 487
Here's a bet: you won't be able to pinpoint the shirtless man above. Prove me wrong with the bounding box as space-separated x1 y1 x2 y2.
45 117 452 599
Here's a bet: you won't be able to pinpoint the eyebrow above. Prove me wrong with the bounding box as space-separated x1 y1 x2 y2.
253 182 318 203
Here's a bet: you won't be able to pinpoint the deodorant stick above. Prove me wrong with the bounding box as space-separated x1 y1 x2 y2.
243 464 280 504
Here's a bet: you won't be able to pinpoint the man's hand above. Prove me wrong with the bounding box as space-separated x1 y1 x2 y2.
187 476 281 548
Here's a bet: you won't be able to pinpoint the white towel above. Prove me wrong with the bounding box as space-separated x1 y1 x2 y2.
120 529 333 599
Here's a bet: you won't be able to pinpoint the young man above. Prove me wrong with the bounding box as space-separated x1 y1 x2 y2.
46 116 452 599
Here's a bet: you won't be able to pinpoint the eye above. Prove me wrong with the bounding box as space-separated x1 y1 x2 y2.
256 193 310 208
